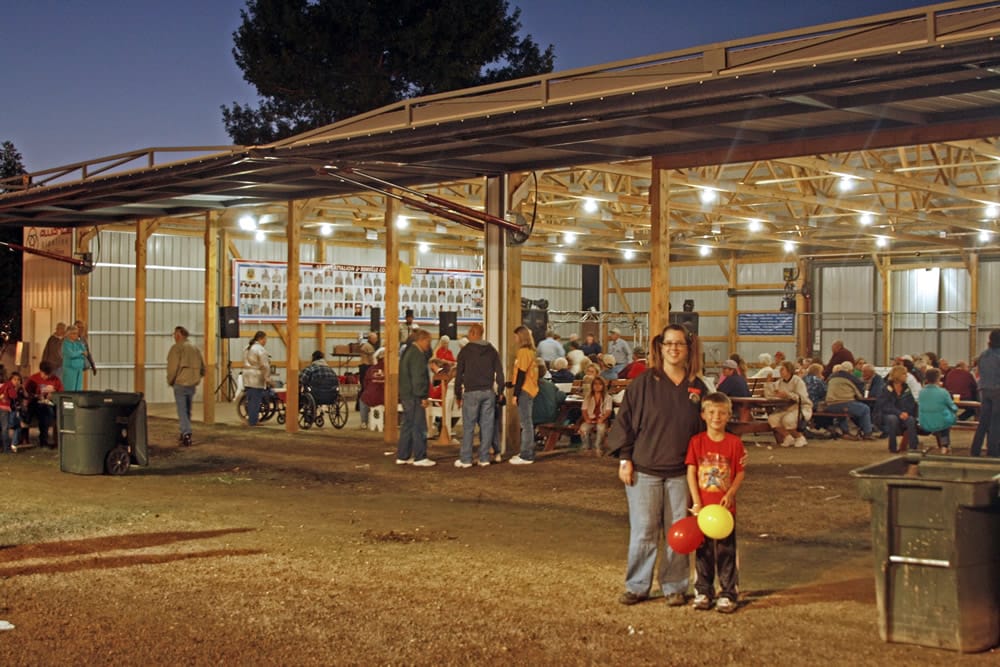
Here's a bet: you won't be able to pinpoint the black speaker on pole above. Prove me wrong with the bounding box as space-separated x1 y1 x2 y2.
219 306 240 339
669 311 699 335
521 309 548 346
439 311 458 339
370 307 381 334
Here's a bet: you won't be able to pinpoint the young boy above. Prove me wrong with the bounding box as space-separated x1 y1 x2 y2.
685 392 746 613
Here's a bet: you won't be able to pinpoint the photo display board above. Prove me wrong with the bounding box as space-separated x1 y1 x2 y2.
233 260 484 324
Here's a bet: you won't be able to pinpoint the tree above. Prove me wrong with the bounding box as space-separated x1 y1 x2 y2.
222 0 555 145
0 141 26 191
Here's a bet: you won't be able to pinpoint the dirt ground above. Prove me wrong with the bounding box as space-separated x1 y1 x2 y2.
0 408 997 666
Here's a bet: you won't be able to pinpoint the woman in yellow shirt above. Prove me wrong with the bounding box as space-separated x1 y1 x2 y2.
509 325 539 465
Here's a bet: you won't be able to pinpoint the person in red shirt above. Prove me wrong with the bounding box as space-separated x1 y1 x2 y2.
25 361 64 448
618 347 647 379
0 372 26 452
433 336 455 363
685 392 746 614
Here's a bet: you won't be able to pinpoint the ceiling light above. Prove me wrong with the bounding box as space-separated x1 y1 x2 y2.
859 212 874 226
395 215 409 229
418 242 430 254
698 245 711 257
554 253 566 263
986 204 1000 219
698 189 718 205
980 230 991 243
623 248 635 260
319 223 333 237
875 236 888 248
255 230 266 242
366 229 378 241
238 215 256 231
747 219 762 232
783 240 796 253
837 176 856 192
563 231 577 245
583 197 599 213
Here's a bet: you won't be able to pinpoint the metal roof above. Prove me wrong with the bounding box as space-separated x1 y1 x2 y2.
1 0 999 259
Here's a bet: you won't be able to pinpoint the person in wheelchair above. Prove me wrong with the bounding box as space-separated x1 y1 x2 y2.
299 351 340 406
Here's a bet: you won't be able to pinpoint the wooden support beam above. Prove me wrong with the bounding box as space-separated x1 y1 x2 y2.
649 168 671 332
134 220 149 394
505 238 522 453
285 200 300 433
384 197 400 444
727 256 737 354
203 211 217 425
74 231 91 388
968 251 979 361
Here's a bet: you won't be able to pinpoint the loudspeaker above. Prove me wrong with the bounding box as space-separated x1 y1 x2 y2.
370 307 381 334
439 311 457 339
521 309 548 347
219 306 240 339
669 311 699 335
581 264 600 310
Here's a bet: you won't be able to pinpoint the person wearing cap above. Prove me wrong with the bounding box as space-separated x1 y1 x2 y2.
434 335 455 363
822 340 855 379
299 350 340 405
537 330 564 365
359 348 385 430
562 333 579 355
607 328 632 373
599 353 619 382
717 359 750 399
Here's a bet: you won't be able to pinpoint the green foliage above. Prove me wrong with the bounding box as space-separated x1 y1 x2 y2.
0 140 26 185
222 0 555 145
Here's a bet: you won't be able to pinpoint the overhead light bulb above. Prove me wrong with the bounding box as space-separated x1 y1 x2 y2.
838 176 856 192
623 248 635 260
418 242 430 254
783 240 795 253
583 197 598 213
255 230 266 242
875 236 888 248
747 219 762 232
986 204 1000 219
698 189 717 205
979 230 991 243
319 223 332 237
699 245 711 257
554 253 566 263
395 215 409 229
563 231 577 245
238 215 256 231
859 212 874 226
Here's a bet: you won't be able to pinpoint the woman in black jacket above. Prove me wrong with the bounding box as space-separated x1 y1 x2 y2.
877 365 919 452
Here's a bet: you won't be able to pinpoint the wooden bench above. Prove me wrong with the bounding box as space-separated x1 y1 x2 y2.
536 422 579 451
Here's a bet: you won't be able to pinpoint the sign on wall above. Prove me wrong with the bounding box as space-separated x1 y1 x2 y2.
233 260 484 324
736 312 794 336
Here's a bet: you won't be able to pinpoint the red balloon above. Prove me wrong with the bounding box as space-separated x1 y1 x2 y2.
667 516 705 554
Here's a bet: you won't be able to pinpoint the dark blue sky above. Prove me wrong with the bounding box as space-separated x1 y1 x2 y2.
4 0 934 172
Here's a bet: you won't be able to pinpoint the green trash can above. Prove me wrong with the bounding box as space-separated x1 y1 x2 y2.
851 452 1000 653
55 391 149 476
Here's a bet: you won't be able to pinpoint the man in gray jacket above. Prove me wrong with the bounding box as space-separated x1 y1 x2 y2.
454 323 504 467
166 326 205 446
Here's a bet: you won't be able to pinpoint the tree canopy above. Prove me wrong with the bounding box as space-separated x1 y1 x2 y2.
222 0 555 145
0 141 26 190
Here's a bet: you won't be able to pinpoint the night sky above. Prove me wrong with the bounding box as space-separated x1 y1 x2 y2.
4 0 935 172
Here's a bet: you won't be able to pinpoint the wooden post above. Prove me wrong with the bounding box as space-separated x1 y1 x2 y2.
286 201 300 432
649 168 671 333
968 251 979 359
384 197 400 443
75 229 95 388
134 220 149 394
203 212 218 424
504 240 522 452
727 256 737 355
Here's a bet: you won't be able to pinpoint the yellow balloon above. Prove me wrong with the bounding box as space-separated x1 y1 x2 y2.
697 504 734 540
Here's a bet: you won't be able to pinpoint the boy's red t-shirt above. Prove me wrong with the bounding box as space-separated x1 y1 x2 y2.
685 431 746 512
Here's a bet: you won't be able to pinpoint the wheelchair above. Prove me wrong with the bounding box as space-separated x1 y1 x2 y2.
236 386 281 424
302 380 349 430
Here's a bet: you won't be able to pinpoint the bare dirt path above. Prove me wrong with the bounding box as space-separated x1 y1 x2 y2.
0 418 996 665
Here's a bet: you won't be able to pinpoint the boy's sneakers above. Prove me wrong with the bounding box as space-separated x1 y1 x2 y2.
692 593 712 610
508 455 533 465
412 458 436 467
715 597 737 614
453 460 472 469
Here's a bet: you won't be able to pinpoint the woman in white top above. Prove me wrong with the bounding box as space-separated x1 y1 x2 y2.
764 360 813 447
243 331 270 426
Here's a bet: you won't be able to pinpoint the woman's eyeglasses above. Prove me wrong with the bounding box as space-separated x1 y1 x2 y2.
661 341 688 348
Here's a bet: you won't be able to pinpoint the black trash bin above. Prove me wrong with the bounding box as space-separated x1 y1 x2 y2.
55 391 148 475
851 452 1000 652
